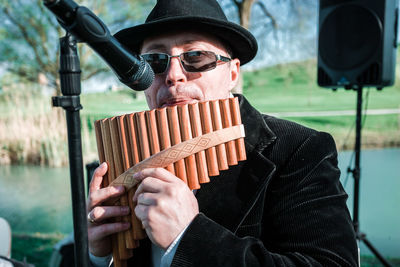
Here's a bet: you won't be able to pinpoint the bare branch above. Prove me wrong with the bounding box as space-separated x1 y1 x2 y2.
232 0 240 8
6 67 38 84
256 1 278 29
38 0 58 28
2 6 47 71
81 67 110 80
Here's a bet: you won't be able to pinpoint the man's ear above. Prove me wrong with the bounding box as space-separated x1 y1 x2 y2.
229 58 241 91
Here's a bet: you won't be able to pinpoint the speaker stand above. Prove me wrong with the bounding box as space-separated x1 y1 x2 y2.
349 86 392 267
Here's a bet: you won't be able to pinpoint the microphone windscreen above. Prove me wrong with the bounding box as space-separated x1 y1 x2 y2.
130 61 155 91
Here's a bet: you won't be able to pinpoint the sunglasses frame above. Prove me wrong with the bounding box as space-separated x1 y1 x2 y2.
141 50 232 74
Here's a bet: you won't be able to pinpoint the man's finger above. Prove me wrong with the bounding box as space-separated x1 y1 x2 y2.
88 222 131 242
88 185 125 208
89 162 108 192
133 168 178 183
89 205 130 224
133 177 164 202
134 203 149 223
136 192 158 206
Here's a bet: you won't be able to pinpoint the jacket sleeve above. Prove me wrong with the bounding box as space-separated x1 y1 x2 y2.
171 131 358 267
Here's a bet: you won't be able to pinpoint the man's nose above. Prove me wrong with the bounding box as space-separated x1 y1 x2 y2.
165 56 187 85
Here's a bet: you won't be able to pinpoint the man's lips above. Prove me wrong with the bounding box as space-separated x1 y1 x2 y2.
160 98 197 108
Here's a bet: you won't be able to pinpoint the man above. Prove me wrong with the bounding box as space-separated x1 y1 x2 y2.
87 0 358 266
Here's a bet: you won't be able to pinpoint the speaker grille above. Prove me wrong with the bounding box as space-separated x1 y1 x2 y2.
357 63 381 84
319 4 382 71
318 0 397 89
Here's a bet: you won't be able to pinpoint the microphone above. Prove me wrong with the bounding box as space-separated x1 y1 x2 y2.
43 0 154 91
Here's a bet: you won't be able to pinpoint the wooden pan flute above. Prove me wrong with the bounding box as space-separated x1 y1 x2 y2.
94 97 246 266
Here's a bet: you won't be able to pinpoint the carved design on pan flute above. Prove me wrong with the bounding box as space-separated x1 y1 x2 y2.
111 124 244 189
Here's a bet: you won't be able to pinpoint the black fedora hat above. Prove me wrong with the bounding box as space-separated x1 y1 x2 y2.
114 0 258 65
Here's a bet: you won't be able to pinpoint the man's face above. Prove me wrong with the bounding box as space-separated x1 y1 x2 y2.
140 31 240 109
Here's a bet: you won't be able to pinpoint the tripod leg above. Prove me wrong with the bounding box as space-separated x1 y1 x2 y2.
358 232 393 267
351 88 392 267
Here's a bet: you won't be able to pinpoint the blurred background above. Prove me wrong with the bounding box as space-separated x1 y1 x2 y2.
0 0 399 266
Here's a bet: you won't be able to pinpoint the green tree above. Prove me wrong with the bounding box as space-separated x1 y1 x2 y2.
0 0 152 95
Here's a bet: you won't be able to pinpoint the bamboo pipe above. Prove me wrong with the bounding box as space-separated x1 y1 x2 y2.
188 102 210 184
178 104 200 190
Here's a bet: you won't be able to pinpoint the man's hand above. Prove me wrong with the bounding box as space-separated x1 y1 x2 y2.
87 162 131 257
133 168 199 250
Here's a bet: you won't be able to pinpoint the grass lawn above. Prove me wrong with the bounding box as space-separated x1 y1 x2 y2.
243 61 400 113
286 114 400 150
80 90 149 117
11 233 64 267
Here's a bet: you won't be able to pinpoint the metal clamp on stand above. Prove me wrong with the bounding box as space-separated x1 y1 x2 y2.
52 95 82 111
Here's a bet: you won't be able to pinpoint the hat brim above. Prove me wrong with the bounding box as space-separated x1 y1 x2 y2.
114 16 258 65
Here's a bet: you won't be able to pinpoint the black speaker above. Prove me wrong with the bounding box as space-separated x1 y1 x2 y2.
318 0 398 89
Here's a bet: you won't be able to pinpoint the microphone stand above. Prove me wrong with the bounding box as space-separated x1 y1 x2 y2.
52 32 90 267
43 2 153 265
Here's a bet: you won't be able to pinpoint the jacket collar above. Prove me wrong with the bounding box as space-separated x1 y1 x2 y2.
196 94 277 233
236 94 276 154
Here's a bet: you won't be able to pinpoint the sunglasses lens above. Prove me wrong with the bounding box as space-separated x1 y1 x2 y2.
181 51 217 72
142 53 169 74
142 51 221 74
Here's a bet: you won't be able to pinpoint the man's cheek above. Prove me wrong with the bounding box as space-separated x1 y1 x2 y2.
144 90 155 108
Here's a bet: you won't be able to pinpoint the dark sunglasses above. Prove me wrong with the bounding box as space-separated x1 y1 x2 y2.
141 50 231 74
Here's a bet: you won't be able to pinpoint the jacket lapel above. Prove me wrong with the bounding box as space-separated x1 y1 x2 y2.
196 95 277 233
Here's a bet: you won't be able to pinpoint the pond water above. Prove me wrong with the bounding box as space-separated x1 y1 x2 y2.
338 148 400 259
0 148 399 257
0 165 73 234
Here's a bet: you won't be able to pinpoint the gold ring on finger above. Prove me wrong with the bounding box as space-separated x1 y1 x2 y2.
87 211 96 224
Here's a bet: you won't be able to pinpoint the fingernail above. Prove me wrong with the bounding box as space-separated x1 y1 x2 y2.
101 162 107 168
133 172 140 180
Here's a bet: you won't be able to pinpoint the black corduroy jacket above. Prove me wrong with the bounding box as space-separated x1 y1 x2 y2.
128 95 358 267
